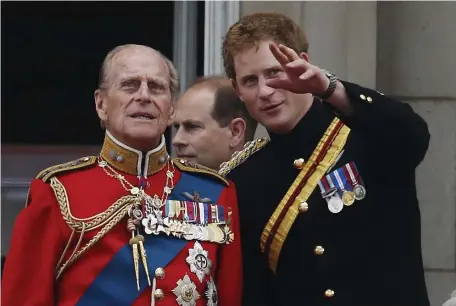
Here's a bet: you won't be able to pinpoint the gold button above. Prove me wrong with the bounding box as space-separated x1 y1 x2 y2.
366 96 373 103
155 267 165 279
298 202 309 212
325 289 335 298
314 246 325 255
360 94 366 100
154 288 165 301
294 158 305 169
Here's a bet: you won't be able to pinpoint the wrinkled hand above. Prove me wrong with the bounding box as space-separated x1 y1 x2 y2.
265 42 330 96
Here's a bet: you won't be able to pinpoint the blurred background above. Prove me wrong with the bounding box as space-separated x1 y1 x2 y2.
1 1 456 305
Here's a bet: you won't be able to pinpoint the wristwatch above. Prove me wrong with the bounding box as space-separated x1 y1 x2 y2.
316 70 338 100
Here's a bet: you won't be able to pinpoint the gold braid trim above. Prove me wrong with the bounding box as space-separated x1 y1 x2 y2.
37 156 97 183
49 177 137 279
50 177 136 232
173 158 229 186
55 207 131 280
219 137 270 177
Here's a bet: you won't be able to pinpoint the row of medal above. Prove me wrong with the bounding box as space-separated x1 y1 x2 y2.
318 161 367 214
129 198 234 245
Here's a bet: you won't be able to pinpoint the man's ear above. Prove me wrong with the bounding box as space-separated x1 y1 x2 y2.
229 118 246 149
94 89 108 122
231 79 243 102
299 52 310 63
167 103 176 126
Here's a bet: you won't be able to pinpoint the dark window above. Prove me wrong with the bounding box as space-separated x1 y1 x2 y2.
1 1 175 150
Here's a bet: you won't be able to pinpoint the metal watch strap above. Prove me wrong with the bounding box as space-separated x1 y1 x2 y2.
317 70 338 100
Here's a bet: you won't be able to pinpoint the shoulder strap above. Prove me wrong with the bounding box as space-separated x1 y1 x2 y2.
173 158 229 187
219 137 270 177
36 156 97 183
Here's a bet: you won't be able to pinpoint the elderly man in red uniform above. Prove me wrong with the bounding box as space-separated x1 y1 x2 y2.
2 44 242 306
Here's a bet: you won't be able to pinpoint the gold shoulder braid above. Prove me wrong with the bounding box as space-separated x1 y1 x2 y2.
173 158 229 186
36 156 97 183
218 137 270 177
50 176 137 280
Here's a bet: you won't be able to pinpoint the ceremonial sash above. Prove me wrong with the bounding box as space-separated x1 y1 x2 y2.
76 172 224 306
260 118 350 274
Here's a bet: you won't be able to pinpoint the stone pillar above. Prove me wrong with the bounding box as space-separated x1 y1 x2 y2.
204 0 240 75
171 1 198 157
377 2 456 305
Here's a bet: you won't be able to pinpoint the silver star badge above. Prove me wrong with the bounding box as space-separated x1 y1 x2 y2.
186 241 212 283
172 274 200 306
205 277 218 306
141 210 171 235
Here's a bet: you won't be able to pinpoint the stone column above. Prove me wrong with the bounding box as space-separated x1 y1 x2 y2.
171 1 198 157
377 2 456 305
204 0 240 75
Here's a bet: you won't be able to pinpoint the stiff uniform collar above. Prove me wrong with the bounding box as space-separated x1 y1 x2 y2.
100 131 169 177
269 97 335 146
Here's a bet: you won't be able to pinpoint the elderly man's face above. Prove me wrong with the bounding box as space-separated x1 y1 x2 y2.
95 47 174 151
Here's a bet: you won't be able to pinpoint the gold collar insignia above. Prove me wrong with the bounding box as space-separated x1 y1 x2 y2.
100 131 169 176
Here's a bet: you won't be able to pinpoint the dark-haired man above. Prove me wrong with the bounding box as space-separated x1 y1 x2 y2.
173 76 258 170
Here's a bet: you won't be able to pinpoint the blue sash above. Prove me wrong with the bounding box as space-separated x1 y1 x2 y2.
76 173 224 305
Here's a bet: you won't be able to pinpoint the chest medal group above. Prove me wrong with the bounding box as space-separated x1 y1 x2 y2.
98 156 231 306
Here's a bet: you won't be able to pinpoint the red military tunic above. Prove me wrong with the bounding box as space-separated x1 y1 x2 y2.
2 132 242 306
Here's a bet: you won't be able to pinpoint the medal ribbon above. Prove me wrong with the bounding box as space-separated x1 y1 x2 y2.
332 168 346 196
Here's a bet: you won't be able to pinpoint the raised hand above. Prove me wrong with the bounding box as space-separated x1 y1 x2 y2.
265 42 330 96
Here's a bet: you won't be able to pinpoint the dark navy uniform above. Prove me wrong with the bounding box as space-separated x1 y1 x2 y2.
221 81 431 306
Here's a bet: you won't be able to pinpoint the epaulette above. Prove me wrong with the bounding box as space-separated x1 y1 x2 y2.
36 156 98 183
173 158 229 187
219 137 270 177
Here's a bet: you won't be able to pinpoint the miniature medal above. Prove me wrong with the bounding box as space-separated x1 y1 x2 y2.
142 210 171 235
322 174 343 213
353 184 366 200
327 194 344 214
333 168 354 206
209 224 224 243
342 190 355 206
346 162 367 200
